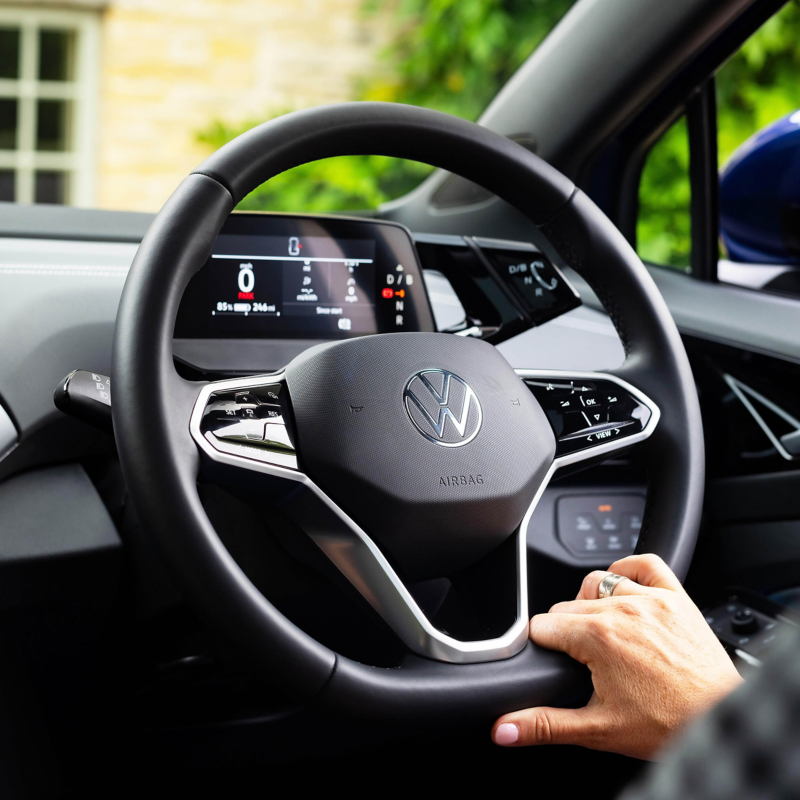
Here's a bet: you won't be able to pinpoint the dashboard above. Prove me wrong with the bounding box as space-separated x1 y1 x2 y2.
7 207 800 583
171 212 583 374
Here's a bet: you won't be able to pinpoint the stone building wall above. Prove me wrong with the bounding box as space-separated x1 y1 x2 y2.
95 0 392 211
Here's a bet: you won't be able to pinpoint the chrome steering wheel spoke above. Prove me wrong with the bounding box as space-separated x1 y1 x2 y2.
189 371 530 665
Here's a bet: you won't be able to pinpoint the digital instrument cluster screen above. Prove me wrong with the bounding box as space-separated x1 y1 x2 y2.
174 214 435 340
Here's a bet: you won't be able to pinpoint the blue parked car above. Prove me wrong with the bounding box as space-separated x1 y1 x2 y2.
720 110 800 264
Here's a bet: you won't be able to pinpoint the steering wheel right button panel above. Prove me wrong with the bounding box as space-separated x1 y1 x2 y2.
522 375 655 459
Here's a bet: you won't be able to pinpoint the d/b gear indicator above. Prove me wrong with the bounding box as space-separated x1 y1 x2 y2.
483 248 581 324
531 260 558 291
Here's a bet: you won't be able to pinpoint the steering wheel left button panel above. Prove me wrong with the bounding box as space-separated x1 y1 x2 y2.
200 379 298 470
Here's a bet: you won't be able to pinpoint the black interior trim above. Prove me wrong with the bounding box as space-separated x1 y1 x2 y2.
687 79 720 282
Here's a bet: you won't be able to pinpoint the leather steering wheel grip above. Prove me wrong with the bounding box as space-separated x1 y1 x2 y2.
540 192 704 581
111 102 703 717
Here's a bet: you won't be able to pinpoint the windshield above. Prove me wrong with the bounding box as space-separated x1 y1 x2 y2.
0 0 576 215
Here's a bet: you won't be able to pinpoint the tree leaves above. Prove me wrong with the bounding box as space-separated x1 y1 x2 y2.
195 0 575 212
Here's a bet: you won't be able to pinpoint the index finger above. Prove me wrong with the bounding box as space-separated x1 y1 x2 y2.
529 612 601 664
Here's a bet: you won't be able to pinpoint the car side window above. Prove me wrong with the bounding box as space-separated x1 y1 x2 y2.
716 1 800 293
636 0 800 293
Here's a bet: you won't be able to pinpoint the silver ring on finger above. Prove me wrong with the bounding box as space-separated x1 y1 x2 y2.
598 572 630 599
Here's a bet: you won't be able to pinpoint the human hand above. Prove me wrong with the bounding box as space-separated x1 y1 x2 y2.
491 554 743 759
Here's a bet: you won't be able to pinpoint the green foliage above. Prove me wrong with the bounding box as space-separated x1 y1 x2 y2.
716 0 800 166
637 0 800 268
637 117 691 270
360 0 576 120
196 0 576 212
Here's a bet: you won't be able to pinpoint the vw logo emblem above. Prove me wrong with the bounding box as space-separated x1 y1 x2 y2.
403 369 482 447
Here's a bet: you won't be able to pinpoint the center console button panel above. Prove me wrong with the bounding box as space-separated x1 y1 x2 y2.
556 494 645 559
525 378 652 457
731 608 759 635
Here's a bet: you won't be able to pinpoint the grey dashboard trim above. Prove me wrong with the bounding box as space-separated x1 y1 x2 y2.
0 202 154 243
0 236 138 270
565 265 800 366
0 236 132 434
0 263 129 278
412 231 545 256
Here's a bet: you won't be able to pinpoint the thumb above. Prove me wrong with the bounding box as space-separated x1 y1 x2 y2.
492 704 603 748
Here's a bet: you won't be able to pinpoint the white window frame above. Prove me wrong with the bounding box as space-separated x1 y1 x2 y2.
0 5 99 206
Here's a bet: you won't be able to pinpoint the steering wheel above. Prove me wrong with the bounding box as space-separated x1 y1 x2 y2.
112 102 704 721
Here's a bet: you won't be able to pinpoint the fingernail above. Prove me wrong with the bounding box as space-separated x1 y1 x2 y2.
495 723 519 745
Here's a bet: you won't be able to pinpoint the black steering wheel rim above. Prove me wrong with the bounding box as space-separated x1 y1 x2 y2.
112 101 704 721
